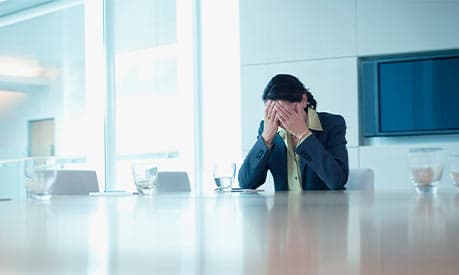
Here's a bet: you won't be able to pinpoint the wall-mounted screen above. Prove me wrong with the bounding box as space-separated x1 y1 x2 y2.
359 50 459 137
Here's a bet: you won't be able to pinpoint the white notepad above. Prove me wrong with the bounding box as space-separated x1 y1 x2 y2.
89 191 133 196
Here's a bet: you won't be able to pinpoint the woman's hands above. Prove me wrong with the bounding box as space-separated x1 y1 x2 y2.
261 100 279 145
275 101 310 139
262 100 310 146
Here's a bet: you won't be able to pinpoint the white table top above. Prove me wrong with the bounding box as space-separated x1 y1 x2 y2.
1 190 458 275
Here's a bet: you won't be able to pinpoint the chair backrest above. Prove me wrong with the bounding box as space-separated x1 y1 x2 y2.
346 168 375 191
156 171 191 192
51 170 99 195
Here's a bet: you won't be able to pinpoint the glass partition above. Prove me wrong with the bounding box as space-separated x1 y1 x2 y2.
0 2 100 197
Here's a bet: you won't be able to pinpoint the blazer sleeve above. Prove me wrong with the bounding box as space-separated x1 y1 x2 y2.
295 115 349 189
238 122 272 189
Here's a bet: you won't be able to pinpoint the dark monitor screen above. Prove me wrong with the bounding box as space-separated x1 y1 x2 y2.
378 56 459 133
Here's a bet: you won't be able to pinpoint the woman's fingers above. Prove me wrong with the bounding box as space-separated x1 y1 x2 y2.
264 100 271 119
262 101 280 144
268 102 276 120
275 101 292 116
265 100 279 122
266 101 276 119
274 103 289 122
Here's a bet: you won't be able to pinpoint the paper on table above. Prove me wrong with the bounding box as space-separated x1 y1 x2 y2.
89 191 134 196
230 188 264 193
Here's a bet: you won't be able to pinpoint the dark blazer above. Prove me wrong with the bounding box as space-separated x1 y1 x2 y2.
238 112 349 191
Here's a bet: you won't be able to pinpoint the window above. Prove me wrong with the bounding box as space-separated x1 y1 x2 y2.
0 0 242 196
106 0 195 192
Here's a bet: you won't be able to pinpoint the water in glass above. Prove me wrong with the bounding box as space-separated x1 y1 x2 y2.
132 162 158 195
213 162 236 191
449 154 459 189
408 147 445 193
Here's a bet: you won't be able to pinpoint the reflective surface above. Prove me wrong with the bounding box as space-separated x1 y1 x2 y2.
1 190 459 274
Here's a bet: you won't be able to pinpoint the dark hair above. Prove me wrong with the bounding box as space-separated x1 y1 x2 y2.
262 74 317 110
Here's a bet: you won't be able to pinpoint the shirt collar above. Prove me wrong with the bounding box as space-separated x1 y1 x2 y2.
307 108 323 131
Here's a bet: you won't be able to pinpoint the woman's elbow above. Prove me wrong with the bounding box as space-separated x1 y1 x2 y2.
238 172 250 189
327 172 348 190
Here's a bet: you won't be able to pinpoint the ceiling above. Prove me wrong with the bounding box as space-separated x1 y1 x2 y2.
0 0 56 18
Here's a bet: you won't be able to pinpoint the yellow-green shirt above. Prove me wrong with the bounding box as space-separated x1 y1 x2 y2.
277 108 323 191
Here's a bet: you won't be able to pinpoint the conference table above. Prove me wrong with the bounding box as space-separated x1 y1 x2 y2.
1 189 458 274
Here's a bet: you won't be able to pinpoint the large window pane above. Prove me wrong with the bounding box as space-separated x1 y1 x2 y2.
199 0 241 193
110 0 195 192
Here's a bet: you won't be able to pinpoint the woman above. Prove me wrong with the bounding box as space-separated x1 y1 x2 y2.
238 74 349 191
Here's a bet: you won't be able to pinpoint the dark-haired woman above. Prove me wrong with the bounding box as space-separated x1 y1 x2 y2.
238 74 349 191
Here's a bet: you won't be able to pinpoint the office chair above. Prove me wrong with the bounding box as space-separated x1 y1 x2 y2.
156 171 191 192
51 170 99 195
346 168 375 191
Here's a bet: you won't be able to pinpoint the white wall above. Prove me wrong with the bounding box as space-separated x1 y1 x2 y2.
239 0 459 189
357 0 459 55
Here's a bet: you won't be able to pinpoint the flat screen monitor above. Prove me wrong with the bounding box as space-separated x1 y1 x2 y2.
359 50 459 137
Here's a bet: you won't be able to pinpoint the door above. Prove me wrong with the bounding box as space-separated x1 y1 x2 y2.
28 118 55 157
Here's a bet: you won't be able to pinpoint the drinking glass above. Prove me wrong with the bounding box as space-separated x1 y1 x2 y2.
213 162 236 191
132 162 158 195
24 157 58 200
449 154 459 189
408 147 444 193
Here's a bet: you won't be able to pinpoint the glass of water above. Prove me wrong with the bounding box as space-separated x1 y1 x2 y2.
132 161 158 195
213 162 236 191
24 157 58 200
408 147 445 193
449 154 459 190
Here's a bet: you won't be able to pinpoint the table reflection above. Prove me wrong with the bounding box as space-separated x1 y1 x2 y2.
240 192 350 275
1 191 459 275
112 195 196 275
358 191 459 275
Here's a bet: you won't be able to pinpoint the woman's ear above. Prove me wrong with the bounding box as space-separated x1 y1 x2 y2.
301 94 308 109
295 94 308 113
